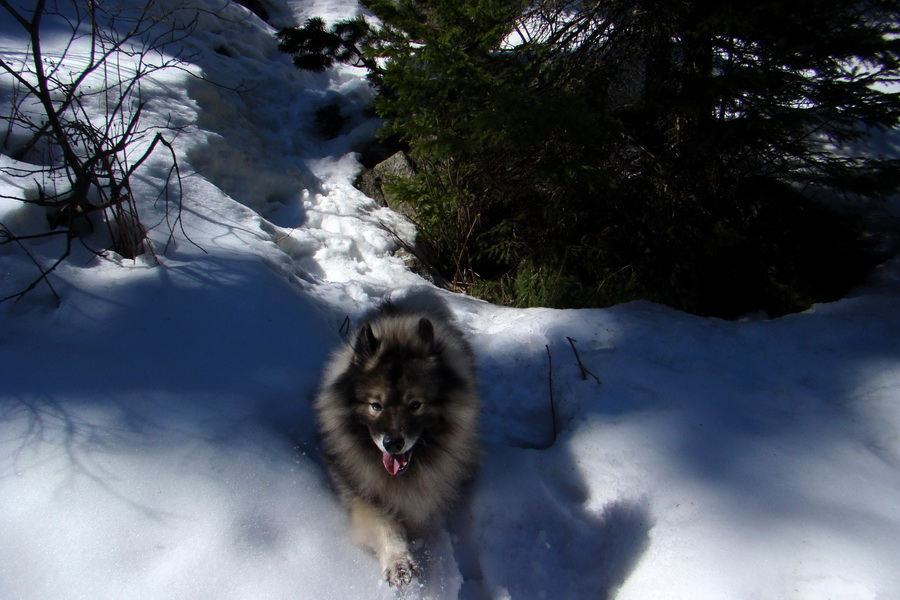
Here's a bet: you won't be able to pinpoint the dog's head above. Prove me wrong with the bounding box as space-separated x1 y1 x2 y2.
350 317 447 475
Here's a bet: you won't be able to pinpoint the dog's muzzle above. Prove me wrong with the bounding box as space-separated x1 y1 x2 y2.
380 436 413 475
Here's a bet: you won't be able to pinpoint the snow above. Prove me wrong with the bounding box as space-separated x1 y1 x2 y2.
2 1 900 599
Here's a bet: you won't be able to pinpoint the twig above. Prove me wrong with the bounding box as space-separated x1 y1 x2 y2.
566 336 601 384
273 226 300 243
545 344 557 445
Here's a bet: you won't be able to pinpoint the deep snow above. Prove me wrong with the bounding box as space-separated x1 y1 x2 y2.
2 1 900 599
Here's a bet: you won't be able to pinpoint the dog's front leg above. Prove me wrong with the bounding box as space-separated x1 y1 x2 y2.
348 498 420 587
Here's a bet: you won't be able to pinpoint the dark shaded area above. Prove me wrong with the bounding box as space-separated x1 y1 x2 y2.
234 0 269 22
279 0 900 319
448 446 653 599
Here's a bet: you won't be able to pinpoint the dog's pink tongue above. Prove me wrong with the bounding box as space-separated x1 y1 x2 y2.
382 452 402 475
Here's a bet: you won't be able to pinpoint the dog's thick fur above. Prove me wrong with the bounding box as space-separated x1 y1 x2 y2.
314 294 480 588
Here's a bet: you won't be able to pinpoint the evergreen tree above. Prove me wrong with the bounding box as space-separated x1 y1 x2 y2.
279 0 900 317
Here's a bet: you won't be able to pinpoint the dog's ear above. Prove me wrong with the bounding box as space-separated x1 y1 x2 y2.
353 322 379 359
417 317 435 350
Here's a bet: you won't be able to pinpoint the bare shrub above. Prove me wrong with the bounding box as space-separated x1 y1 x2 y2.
0 0 199 302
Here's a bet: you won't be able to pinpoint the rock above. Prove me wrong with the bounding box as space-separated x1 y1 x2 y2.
393 247 451 288
355 151 417 220
356 152 450 288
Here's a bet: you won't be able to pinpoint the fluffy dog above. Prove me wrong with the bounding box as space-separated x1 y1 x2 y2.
314 294 480 587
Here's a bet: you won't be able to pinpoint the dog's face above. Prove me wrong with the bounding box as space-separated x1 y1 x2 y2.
350 318 444 475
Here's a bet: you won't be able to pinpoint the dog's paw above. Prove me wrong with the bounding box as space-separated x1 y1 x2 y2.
384 556 420 588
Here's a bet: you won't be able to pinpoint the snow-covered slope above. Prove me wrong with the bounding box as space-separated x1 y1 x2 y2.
2 1 899 599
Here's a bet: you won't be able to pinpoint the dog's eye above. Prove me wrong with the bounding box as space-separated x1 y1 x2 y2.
407 400 422 411
369 402 383 412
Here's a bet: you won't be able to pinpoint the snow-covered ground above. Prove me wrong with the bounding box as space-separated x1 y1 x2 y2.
2 1 900 599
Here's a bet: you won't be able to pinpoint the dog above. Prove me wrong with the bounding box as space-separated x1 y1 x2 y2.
314 293 480 588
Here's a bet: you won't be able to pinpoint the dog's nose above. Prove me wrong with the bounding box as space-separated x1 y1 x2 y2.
383 437 405 454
